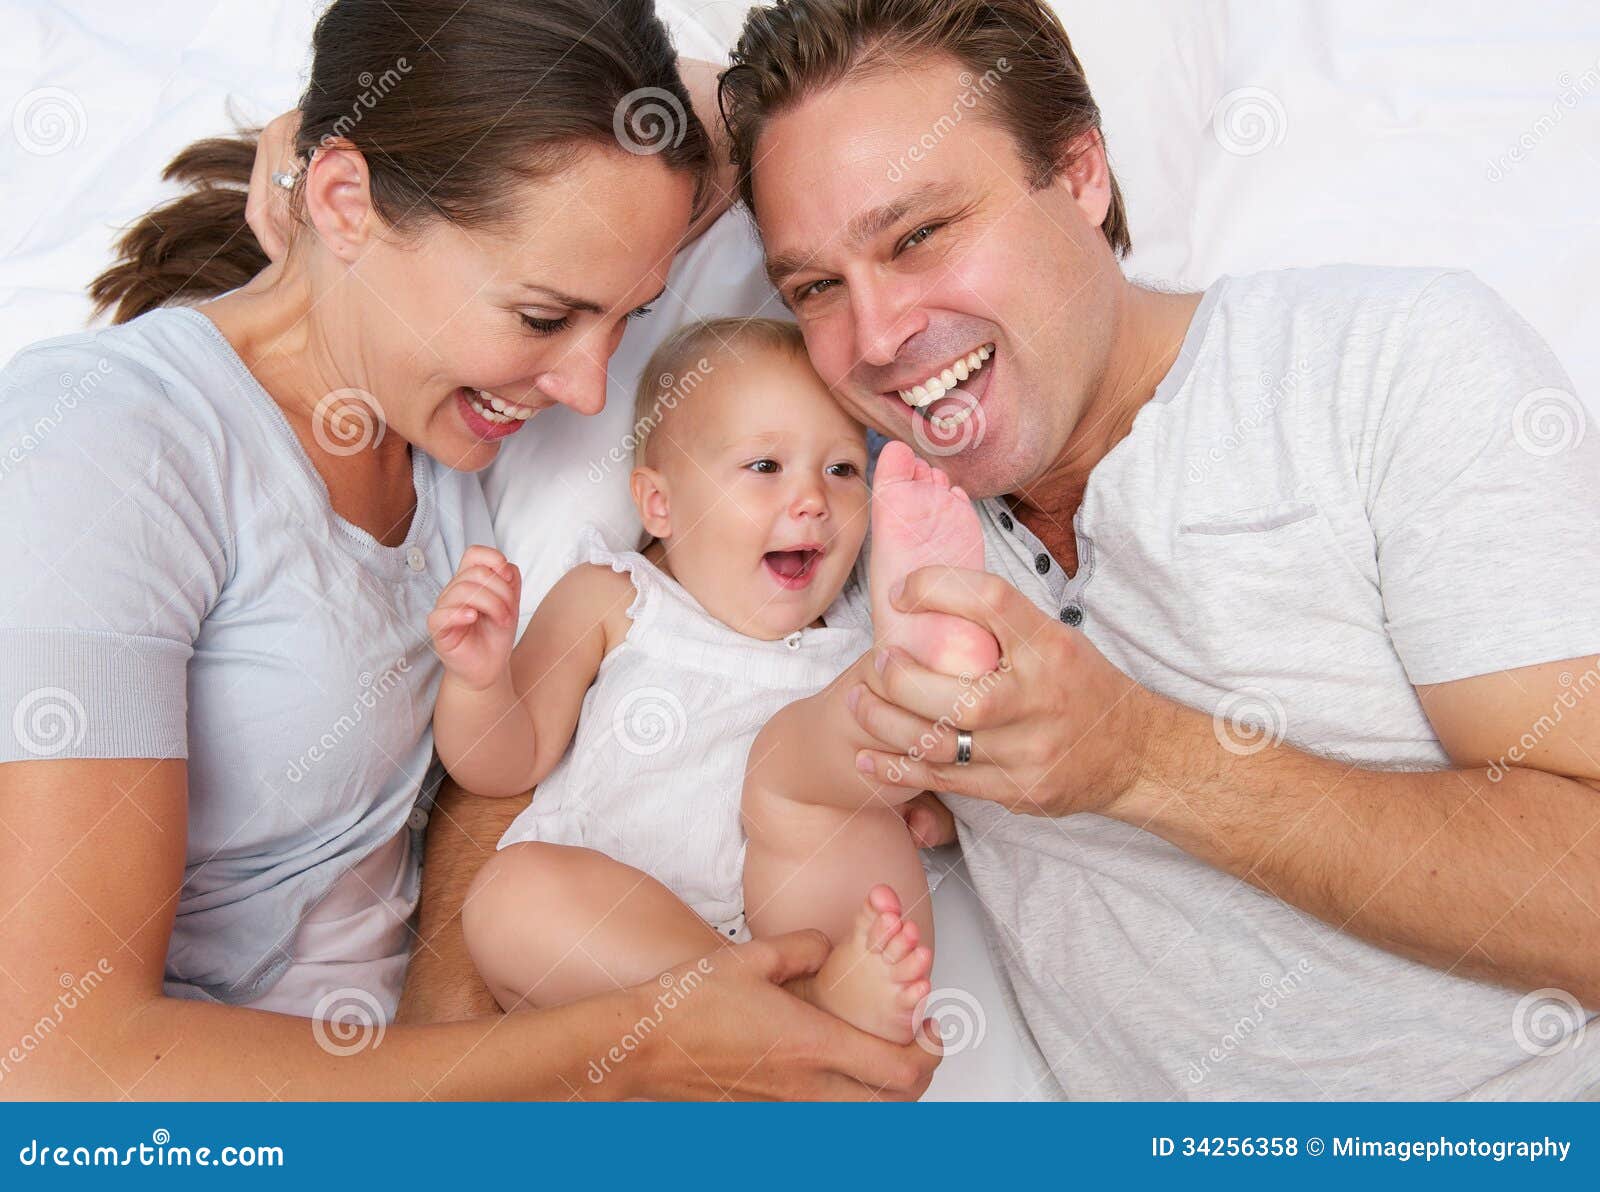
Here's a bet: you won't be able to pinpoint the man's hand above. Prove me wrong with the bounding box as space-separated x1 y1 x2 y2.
847 565 1157 818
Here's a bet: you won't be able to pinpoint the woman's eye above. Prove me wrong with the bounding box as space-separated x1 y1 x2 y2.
520 312 569 335
827 462 859 478
626 304 655 322
747 459 779 474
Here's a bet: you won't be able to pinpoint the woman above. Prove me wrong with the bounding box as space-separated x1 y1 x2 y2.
0 0 935 1099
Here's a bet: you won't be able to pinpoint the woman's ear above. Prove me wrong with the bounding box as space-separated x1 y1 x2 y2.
631 466 672 539
301 142 377 261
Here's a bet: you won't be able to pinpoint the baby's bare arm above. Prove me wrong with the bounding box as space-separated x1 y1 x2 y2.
435 564 623 797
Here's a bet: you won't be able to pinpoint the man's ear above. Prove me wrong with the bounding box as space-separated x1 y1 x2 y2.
301 142 377 261
631 465 672 539
1053 129 1112 235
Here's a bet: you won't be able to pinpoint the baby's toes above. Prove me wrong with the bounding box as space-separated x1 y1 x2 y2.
881 918 920 965
896 978 932 1010
892 944 934 985
864 908 903 955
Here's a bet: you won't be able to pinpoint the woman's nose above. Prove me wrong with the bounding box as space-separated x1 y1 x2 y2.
536 348 609 417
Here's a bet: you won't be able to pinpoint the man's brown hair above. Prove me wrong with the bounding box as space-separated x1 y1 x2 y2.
718 0 1130 258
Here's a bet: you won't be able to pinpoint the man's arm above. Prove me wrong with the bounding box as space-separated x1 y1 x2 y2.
395 776 528 1023
1112 654 1600 1005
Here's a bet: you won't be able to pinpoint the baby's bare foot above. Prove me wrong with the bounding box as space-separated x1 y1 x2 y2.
871 440 1000 677
799 884 932 1044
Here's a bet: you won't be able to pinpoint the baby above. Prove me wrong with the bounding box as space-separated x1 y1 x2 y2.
432 317 998 1043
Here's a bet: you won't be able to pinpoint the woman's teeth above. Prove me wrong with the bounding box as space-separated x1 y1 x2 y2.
466 389 533 424
897 344 993 409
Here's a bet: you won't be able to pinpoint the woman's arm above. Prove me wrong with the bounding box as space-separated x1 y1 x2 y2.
0 757 938 1099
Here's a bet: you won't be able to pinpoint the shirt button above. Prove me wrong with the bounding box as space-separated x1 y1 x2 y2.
1034 553 1051 576
406 806 429 831
405 546 426 572
997 510 1014 532
1059 604 1084 627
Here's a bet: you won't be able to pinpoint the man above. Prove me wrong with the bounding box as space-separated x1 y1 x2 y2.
705 0 1600 1097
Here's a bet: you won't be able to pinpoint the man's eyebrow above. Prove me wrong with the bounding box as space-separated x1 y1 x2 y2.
515 284 668 315
764 181 966 290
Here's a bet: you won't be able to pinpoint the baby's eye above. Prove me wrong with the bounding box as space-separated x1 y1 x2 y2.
746 459 780 474
826 462 859 478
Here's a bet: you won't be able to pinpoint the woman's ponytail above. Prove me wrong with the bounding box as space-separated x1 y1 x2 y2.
89 134 269 324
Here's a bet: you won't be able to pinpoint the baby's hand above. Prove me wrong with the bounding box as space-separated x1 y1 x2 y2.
428 545 522 691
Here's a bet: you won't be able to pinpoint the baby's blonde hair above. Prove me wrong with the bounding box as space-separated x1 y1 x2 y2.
631 316 809 467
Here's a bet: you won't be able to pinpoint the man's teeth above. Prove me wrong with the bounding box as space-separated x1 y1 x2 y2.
929 406 975 434
897 344 993 408
466 389 533 424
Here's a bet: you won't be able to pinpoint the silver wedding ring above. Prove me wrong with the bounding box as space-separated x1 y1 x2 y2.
271 170 297 190
955 729 973 766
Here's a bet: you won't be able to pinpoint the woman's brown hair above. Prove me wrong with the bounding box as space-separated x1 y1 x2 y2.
718 0 1130 257
90 0 712 324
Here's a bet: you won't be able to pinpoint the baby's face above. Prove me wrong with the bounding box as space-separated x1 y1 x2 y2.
636 348 869 640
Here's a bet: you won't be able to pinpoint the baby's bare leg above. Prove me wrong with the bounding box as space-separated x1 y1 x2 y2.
464 841 724 1012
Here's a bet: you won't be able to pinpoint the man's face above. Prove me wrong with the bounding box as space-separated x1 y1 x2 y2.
752 53 1118 499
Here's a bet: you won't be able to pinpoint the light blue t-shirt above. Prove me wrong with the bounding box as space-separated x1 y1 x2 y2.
0 307 493 1004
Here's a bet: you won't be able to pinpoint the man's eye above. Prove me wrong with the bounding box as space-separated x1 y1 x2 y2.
747 459 779 474
827 462 859 478
900 225 937 252
795 278 838 303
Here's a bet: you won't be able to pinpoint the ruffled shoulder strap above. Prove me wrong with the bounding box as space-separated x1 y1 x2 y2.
561 523 676 632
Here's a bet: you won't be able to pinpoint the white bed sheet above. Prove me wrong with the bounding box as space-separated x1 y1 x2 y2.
4 0 1596 1101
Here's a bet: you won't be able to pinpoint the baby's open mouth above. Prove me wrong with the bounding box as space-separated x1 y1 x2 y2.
763 547 822 589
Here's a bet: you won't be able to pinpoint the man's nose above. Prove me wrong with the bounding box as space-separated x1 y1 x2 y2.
851 271 926 369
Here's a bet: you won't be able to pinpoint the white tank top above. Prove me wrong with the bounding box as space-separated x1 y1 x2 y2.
499 524 874 928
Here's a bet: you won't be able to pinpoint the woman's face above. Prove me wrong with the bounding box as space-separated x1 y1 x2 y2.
323 146 696 473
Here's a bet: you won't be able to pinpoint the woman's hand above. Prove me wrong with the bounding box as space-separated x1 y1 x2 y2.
627 930 941 1100
244 109 302 262
428 545 522 692
848 566 1161 820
